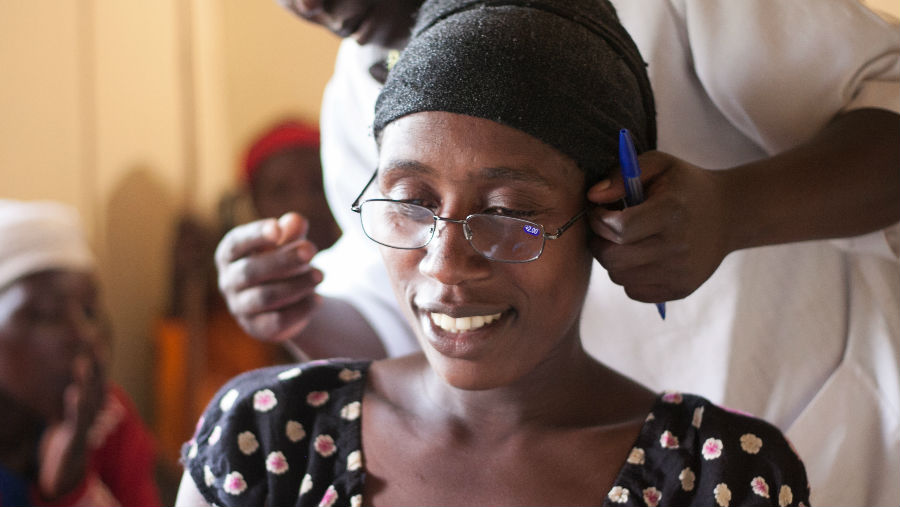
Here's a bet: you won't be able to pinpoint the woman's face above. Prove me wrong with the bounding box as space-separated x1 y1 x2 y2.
376 112 593 390
250 147 341 250
0 270 105 420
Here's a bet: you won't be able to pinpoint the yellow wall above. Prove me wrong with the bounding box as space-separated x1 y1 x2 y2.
0 0 897 423
0 0 339 419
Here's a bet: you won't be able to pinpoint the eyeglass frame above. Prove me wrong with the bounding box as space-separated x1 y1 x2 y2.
350 169 589 263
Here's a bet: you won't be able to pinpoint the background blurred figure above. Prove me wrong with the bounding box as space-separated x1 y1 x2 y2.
0 199 160 507
154 119 339 499
243 119 341 250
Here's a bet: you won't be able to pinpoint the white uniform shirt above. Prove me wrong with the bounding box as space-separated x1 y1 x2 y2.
314 1 900 504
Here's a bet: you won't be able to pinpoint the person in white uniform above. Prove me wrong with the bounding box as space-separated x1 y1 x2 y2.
217 1 899 504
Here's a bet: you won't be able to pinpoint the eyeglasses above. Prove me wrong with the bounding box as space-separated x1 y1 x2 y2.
350 171 587 263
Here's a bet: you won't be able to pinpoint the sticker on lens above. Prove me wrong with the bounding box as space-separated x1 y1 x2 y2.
522 224 540 236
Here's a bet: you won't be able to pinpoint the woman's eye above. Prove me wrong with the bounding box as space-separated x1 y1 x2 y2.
483 206 536 218
394 197 438 211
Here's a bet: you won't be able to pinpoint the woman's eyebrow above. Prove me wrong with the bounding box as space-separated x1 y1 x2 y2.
479 165 554 189
381 160 553 189
380 159 435 177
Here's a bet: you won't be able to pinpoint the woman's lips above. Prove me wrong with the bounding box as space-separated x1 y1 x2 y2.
429 311 503 333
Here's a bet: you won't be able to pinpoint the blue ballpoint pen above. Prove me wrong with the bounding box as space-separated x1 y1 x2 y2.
618 128 667 320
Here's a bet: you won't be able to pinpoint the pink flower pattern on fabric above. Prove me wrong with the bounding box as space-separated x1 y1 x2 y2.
223 471 247 495
319 485 339 507
702 438 724 460
182 362 810 506
315 434 337 457
253 389 278 412
660 430 679 449
751 476 770 498
643 487 662 507
266 451 289 475
307 390 330 407
661 391 683 404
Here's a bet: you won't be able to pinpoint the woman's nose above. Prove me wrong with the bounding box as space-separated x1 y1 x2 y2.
65 303 103 353
419 220 490 285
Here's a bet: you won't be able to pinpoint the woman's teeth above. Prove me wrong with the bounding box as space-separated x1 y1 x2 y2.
430 312 502 333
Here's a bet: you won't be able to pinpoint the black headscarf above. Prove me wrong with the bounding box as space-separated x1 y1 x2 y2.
373 0 656 184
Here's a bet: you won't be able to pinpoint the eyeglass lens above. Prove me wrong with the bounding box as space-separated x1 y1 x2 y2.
359 200 545 262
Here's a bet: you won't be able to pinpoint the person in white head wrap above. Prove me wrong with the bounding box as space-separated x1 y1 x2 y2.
0 200 95 292
0 199 160 507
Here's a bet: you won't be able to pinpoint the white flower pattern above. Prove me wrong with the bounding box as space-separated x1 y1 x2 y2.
299 473 313 495
237 431 259 455
182 363 809 507
203 465 215 487
208 425 222 446
692 406 704 428
607 486 629 503
339 368 362 382
714 483 732 507
347 450 363 471
779 485 794 506
341 401 361 421
740 433 763 454
219 389 239 411
278 367 302 380
286 420 306 442
679 467 695 491
627 447 645 465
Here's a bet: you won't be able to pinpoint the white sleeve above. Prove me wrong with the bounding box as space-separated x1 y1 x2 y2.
677 0 898 154
315 39 420 357
674 0 899 259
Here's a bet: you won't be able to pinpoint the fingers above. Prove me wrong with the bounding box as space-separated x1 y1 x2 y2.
588 150 671 205
274 0 324 19
215 213 308 266
219 239 319 294
588 201 668 245
275 212 308 244
231 269 324 316
66 354 105 430
236 293 323 344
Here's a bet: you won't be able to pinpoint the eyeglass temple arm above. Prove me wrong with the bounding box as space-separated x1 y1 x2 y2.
544 208 589 240
351 170 379 212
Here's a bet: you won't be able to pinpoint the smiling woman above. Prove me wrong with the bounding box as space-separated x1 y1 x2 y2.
176 1 810 506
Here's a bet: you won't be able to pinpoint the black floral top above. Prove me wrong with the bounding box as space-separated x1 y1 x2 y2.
182 359 810 507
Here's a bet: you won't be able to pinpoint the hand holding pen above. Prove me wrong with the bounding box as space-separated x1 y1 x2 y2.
586 131 731 316
618 129 666 320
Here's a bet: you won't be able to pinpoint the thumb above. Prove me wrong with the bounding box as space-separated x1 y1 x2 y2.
587 173 624 205
275 212 310 246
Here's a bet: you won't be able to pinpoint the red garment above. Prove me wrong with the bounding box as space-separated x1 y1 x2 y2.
87 384 161 507
28 384 160 507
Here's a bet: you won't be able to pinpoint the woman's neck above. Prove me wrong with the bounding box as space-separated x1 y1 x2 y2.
405 341 651 439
